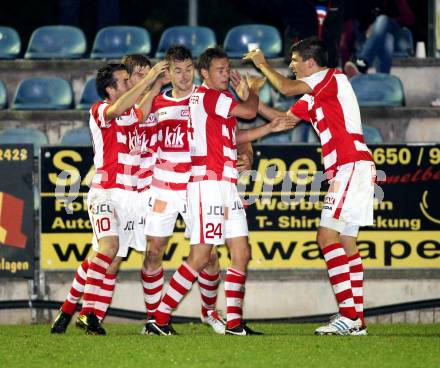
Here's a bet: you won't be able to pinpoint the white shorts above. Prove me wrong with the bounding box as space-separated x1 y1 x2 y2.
187 181 248 246
320 161 376 234
131 189 151 251
88 188 140 258
145 186 190 237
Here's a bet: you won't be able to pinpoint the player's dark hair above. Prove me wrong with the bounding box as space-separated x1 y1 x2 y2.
121 54 151 76
290 37 328 67
96 64 127 99
165 45 193 63
197 47 228 74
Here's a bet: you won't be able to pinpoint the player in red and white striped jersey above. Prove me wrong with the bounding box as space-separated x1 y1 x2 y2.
78 61 168 334
245 37 374 335
146 47 296 336
51 56 169 334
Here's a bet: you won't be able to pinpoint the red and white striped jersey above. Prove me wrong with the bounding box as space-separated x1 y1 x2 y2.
89 101 142 191
188 84 239 183
151 88 194 191
290 68 373 176
136 113 157 192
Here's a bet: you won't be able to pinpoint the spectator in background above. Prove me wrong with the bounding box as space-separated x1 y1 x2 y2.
343 0 415 78
243 0 344 68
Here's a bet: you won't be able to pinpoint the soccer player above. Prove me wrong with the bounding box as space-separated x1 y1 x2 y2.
145 47 296 336
140 46 255 335
51 60 168 335
244 37 374 336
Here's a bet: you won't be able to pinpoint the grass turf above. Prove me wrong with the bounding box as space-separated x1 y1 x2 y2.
1 323 439 368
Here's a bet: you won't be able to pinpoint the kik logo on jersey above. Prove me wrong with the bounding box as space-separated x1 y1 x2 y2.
164 125 185 148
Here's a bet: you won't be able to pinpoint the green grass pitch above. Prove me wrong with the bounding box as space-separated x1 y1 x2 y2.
1 323 439 368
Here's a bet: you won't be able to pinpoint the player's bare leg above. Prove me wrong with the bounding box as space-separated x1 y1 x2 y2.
315 227 362 335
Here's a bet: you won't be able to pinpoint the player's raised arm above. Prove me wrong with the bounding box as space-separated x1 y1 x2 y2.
105 60 169 121
230 82 259 120
243 49 312 97
138 72 170 118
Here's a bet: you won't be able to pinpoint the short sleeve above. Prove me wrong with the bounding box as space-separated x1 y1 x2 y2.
290 95 311 121
97 102 111 128
203 89 239 119
300 69 329 92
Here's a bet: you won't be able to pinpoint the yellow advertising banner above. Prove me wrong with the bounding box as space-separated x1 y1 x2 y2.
40 145 440 270
41 231 440 270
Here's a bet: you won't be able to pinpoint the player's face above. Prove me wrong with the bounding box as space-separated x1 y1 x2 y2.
289 52 309 79
204 58 230 91
170 58 194 93
128 65 150 87
109 70 130 99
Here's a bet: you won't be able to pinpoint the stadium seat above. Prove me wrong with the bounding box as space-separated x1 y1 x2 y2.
91 26 151 59
0 26 21 59
61 127 92 146
350 73 405 107
0 128 48 157
156 26 216 58
24 26 86 59
393 27 414 57
77 78 100 110
224 24 282 58
0 81 7 109
259 82 272 105
363 124 384 144
12 77 73 110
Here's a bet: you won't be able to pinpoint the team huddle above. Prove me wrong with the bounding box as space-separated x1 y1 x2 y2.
51 37 376 337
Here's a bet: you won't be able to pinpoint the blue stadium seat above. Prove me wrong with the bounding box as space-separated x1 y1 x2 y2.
350 73 405 107
0 128 48 157
156 26 216 58
363 124 384 144
12 77 73 110
25 26 86 59
91 26 151 59
77 78 100 110
393 27 414 57
0 81 7 109
61 127 92 146
0 26 20 59
259 82 272 105
224 24 282 58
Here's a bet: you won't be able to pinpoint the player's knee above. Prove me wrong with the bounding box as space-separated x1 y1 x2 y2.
231 246 251 267
316 229 338 248
107 256 122 274
98 237 119 258
146 238 167 262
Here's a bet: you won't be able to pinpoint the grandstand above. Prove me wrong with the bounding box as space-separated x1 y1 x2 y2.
0 0 439 336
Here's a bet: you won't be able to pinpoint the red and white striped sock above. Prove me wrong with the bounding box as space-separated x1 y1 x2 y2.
81 252 112 316
155 262 198 326
322 243 357 320
198 269 220 318
224 268 246 329
348 252 365 325
141 267 164 319
95 273 117 321
61 259 89 315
